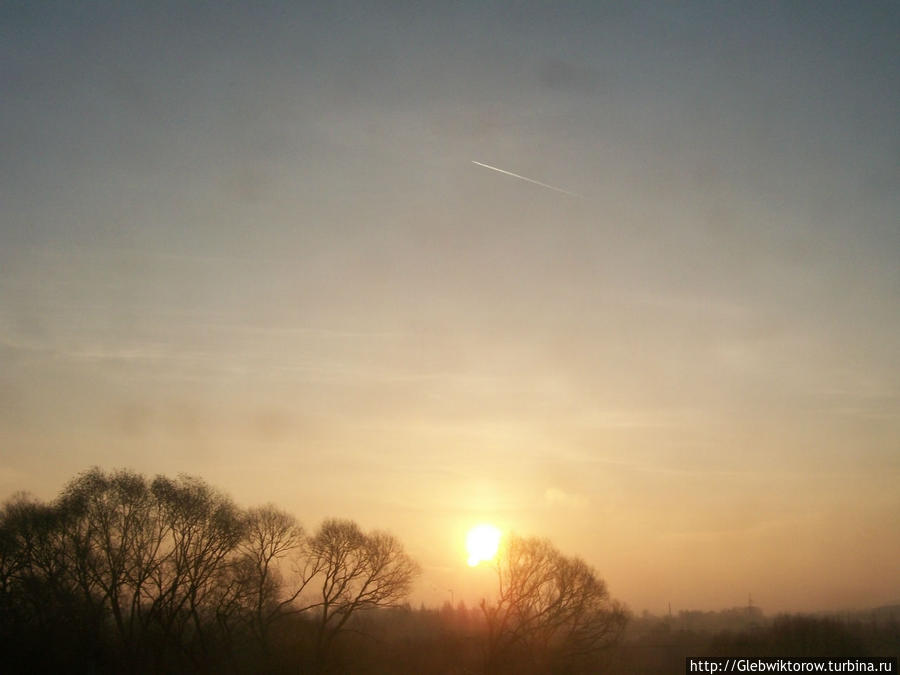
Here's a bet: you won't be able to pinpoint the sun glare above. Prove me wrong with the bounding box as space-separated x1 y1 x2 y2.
466 524 502 567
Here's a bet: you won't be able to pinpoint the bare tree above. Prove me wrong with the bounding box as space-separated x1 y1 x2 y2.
480 534 627 674
0 494 42 604
1 471 425 672
235 504 312 652
303 519 420 670
1 491 102 620
58 468 167 653
149 474 245 662
0 494 73 621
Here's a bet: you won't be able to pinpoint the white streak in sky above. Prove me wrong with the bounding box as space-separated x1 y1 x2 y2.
471 160 579 197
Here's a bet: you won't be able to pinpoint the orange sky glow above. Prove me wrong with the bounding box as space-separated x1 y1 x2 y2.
1 2 898 616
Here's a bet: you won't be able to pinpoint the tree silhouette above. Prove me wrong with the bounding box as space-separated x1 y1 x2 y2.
480 533 627 674
148 474 245 664
0 491 106 670
0 470 429 672
58 469 164 655
304 518 420 671
234 504 312 657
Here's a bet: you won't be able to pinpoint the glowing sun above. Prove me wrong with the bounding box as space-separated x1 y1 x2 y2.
466 524 501 567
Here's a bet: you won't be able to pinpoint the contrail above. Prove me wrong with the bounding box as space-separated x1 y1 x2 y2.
471 160 579 197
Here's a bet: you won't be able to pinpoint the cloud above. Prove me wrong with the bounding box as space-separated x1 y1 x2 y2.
544 487 588 509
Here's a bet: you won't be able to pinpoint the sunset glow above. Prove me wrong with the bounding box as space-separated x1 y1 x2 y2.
466 524 502 567
1 1 898 630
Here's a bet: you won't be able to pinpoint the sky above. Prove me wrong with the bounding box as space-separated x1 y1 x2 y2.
1 1 898 614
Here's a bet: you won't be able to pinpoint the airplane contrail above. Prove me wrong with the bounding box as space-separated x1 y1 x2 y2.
471 160 579 197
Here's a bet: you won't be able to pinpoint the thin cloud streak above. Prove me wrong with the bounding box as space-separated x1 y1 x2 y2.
471 160 580 197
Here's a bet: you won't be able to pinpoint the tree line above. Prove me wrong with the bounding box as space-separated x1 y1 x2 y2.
0 467 627 673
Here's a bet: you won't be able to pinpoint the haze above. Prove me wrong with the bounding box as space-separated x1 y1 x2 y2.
1 1 898 614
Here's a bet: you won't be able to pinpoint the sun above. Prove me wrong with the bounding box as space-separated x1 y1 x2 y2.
466 524 502 567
